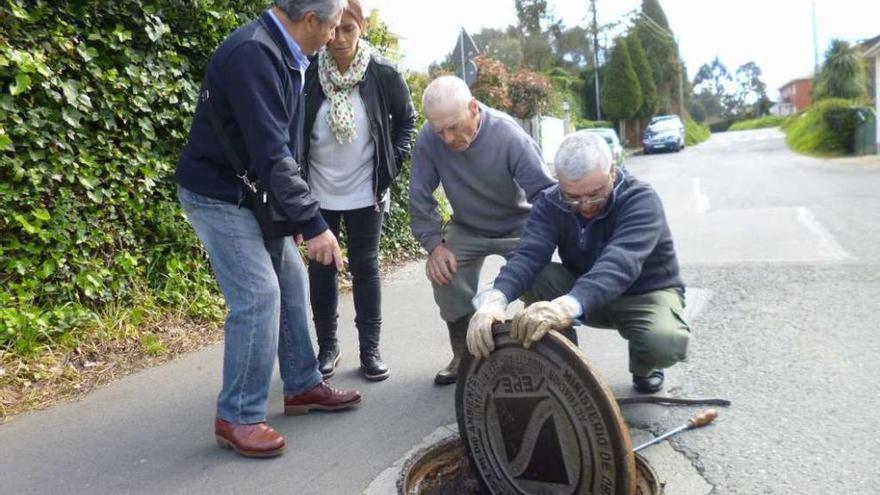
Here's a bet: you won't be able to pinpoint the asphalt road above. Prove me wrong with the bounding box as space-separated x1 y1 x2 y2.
1 128 878 494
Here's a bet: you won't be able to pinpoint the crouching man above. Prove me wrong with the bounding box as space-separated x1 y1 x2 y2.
467 132 691 394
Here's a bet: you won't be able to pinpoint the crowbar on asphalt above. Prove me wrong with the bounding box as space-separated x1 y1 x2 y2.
633 409 718 453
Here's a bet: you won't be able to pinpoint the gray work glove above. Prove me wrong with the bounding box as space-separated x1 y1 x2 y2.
511 295 582 349
467 289 508 358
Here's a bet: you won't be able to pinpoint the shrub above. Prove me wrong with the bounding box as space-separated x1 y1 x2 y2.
784 98 869 155
728 116 787 131
685 117 711 146
575 119 613 130
471 55 511 111
507 68 552 119
0 1 422 353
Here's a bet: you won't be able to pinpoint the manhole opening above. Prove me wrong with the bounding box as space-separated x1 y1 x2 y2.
398 436 661 495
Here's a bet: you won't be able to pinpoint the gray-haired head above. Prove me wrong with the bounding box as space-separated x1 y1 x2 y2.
273 0 347 22
553 132 613 181
422 76 474 119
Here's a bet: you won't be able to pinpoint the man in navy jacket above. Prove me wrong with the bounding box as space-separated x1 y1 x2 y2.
467 132 692 394
176 0 361 458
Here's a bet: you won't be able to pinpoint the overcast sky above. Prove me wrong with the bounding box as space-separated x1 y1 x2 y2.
366 0 880 97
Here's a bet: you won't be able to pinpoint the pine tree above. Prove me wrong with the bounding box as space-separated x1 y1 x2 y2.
602 37 641 140
626 32 657 119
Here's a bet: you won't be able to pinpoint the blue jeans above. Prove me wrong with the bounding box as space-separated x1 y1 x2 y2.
178 186 322 424
308 206 384 352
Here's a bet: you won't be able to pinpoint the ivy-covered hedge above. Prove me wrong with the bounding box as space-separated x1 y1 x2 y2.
784 98 870 155
0 1 422 352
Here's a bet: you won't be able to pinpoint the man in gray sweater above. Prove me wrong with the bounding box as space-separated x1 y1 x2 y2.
409 76 556 385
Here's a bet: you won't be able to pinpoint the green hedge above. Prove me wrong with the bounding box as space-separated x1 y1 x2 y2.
685 117 710 146
784 98 869 155
728 115 787 131
575 119 613 130
0 1 421 352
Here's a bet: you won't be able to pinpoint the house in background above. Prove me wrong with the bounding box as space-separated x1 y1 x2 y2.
777 76 813 116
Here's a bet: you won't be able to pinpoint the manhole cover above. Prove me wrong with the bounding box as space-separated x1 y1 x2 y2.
455 322 637 494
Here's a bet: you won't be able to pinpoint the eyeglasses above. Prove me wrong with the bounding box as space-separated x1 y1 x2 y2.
560 176 614 209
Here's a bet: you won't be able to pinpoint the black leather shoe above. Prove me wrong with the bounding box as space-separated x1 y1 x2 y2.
360 349 390 381
632 370 665 394
317 346 341 379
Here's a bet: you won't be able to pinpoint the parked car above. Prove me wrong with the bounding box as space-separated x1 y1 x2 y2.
649 114 685 132
643 118 685 153
576 128 625 169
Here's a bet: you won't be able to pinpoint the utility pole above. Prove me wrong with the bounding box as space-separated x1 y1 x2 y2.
811 0 819 75
590 0 601 120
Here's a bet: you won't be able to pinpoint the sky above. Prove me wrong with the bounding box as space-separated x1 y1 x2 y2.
366 0 880 98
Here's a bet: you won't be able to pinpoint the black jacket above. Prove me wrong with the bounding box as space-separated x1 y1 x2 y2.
302 53 416 204
176 11 327 238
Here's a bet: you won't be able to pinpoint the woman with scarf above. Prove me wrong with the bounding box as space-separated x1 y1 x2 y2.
302 0 416 381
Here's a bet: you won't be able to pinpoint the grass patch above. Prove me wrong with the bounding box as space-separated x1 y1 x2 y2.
784 98 868 156
685 117 711 146
729 116 788 131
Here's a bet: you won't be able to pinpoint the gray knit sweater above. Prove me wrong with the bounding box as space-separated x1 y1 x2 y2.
408 104 556 253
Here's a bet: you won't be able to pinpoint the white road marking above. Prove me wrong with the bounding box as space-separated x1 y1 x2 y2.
796 207 853 260
692 178 711 213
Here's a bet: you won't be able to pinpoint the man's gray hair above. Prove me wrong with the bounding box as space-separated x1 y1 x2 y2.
553 132 613 180
274 0 346 22
422 76 473 116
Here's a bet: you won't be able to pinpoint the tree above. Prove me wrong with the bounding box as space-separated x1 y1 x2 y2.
733 61 769 117
555 26 592 68
813 39 867 101
514 0 549 37
692 57 732 120
626 31 657 120
602 37 641 139
472 27 523 69
635 0 679 111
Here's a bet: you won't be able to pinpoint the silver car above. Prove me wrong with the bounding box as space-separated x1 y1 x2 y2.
576 128 625 169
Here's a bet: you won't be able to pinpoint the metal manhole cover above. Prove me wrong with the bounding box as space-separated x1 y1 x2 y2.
455 322 636 494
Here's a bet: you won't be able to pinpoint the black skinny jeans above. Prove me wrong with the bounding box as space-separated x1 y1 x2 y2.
308 205 384 353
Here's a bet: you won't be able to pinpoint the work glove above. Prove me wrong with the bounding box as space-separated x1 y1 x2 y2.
511 295 582 349
467 289 508 358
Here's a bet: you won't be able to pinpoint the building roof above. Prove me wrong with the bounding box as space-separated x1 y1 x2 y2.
858 34 880 54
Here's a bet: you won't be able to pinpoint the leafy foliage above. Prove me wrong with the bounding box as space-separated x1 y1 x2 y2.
813 39 867 101
625 32 656 119
785 98 869 155
728 116 787 131
0 0 266 351
0 2 421 353
471 56 512 111
684 117 711 145
507 69 552 119
601 38 641 121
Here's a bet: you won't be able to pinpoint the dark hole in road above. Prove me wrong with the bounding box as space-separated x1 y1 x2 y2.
399 436 661 495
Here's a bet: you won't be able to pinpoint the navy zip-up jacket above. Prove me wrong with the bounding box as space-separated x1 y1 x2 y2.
493 168 684 316
176 11 327 238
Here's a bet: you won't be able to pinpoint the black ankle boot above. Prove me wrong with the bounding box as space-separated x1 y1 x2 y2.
317 346 341 379
632 369 664 394
360 348 390 381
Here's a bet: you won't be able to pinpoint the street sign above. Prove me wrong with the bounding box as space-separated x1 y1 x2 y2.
455 322 637 494
452 28 479 87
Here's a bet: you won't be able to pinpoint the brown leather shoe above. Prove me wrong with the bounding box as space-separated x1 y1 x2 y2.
283 381 362 416
214 417 286 458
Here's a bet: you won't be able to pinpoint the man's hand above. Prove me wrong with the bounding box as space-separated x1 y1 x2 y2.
306 229 344 271
426 243 457 285
511 296 582 349
467 290 508 358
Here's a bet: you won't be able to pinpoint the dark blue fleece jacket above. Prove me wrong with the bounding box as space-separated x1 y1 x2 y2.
176 11 327 238
493 168 684 315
